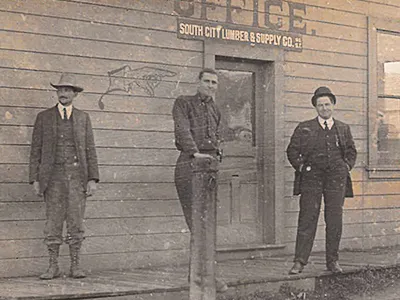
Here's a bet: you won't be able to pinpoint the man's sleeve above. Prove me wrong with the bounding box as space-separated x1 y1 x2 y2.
344 124 357 170
172 97 198 156
29 114 42 184
286 124 305 171
86 114 100 182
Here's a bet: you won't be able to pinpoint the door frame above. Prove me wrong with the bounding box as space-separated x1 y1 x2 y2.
204 41 286 246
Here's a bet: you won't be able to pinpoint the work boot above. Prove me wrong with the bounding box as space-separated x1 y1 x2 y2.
69 243 86 278
39 245 61 280
288 261 305 275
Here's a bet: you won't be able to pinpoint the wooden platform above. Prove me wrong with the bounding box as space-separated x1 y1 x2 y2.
1 248 400 300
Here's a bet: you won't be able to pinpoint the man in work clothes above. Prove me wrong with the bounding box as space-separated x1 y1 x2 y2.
173 68 228 292
29 73 99 279
287 86 357 275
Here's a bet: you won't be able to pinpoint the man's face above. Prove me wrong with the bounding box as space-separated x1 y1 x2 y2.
198 72 218 99
57 86 77 106
315 96 334 120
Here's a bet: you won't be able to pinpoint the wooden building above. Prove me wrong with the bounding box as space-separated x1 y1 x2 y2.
1 0 400 278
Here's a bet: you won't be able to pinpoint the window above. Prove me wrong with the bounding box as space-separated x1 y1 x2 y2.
368 18 400 178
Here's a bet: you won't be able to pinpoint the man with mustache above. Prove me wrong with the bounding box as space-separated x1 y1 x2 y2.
287 86 357 275
29 73 99 279
173 68 228 293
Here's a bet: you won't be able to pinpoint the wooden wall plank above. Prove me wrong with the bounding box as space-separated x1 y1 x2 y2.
363 181 400 195
0 164 176 183
0 11 200 51
284 77 366 98
0 183 178 202
0 50 200 84
0 233 189 259
0 126 175 148
0 107 175 131
283 62 367 83
3 0 178 32
367 2 400 19
94 130 175 148
0 200 183 221
0 145 180 165
0 31 203 67
0 217 187 240
285 50 367 69
301 35 366 55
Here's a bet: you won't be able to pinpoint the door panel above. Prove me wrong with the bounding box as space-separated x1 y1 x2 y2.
215 59 265 247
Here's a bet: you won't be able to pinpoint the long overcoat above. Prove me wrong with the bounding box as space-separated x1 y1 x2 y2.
287 117 357 197
29 106 99 194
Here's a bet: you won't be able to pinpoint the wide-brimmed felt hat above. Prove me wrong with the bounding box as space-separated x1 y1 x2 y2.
51 73 84 92
311 86 336 106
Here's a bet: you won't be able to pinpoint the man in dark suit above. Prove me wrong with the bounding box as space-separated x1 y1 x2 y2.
173 68 227 292
287 86 357 275
29 73 99 280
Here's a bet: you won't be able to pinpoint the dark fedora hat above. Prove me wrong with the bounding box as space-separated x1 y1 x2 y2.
311 86 336 106
51 73 84 92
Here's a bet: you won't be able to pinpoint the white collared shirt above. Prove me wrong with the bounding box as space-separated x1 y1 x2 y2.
318 116 334 130
57 103 73 120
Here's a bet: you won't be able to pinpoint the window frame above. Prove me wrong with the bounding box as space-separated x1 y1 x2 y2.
367 17 400 179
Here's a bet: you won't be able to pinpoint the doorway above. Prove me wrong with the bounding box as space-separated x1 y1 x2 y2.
215 57 273 248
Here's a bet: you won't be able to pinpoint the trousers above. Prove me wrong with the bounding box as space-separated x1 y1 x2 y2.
43 164 86 245
294 162 348 265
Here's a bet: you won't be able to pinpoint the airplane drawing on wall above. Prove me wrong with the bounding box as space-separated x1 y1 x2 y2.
98 65 177 110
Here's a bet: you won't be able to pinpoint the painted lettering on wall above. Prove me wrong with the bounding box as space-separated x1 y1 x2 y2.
174 0 308 34
178 19 302 51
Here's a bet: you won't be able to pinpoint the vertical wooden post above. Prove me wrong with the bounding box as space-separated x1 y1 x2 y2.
190 157 218 300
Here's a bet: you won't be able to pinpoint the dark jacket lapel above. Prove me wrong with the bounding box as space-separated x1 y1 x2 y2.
334 119 347 150
72 107 83 149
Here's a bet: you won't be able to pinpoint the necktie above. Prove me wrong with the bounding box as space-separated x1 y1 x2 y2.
324 120 329 131
63 108 67 120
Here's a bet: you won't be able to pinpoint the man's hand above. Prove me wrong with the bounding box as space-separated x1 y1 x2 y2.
193 152 213 159
86 180 97 197
33 181 43 197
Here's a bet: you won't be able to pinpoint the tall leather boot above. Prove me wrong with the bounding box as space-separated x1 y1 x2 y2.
69 243 86 278
40 244 61 280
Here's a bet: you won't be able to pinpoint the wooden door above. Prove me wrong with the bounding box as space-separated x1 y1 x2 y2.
215 58 267 247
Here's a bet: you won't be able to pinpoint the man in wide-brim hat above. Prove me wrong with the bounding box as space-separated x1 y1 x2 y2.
29 73 99 279
286 86 357 275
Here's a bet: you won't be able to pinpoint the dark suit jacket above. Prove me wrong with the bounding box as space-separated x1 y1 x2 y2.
29 106 99 193
287 117 357 197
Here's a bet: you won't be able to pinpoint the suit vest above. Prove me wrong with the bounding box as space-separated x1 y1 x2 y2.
308 124 343 169
54 112 79 165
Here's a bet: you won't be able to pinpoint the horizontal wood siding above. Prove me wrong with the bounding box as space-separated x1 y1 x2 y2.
0 0 202 278
1 0 400 277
